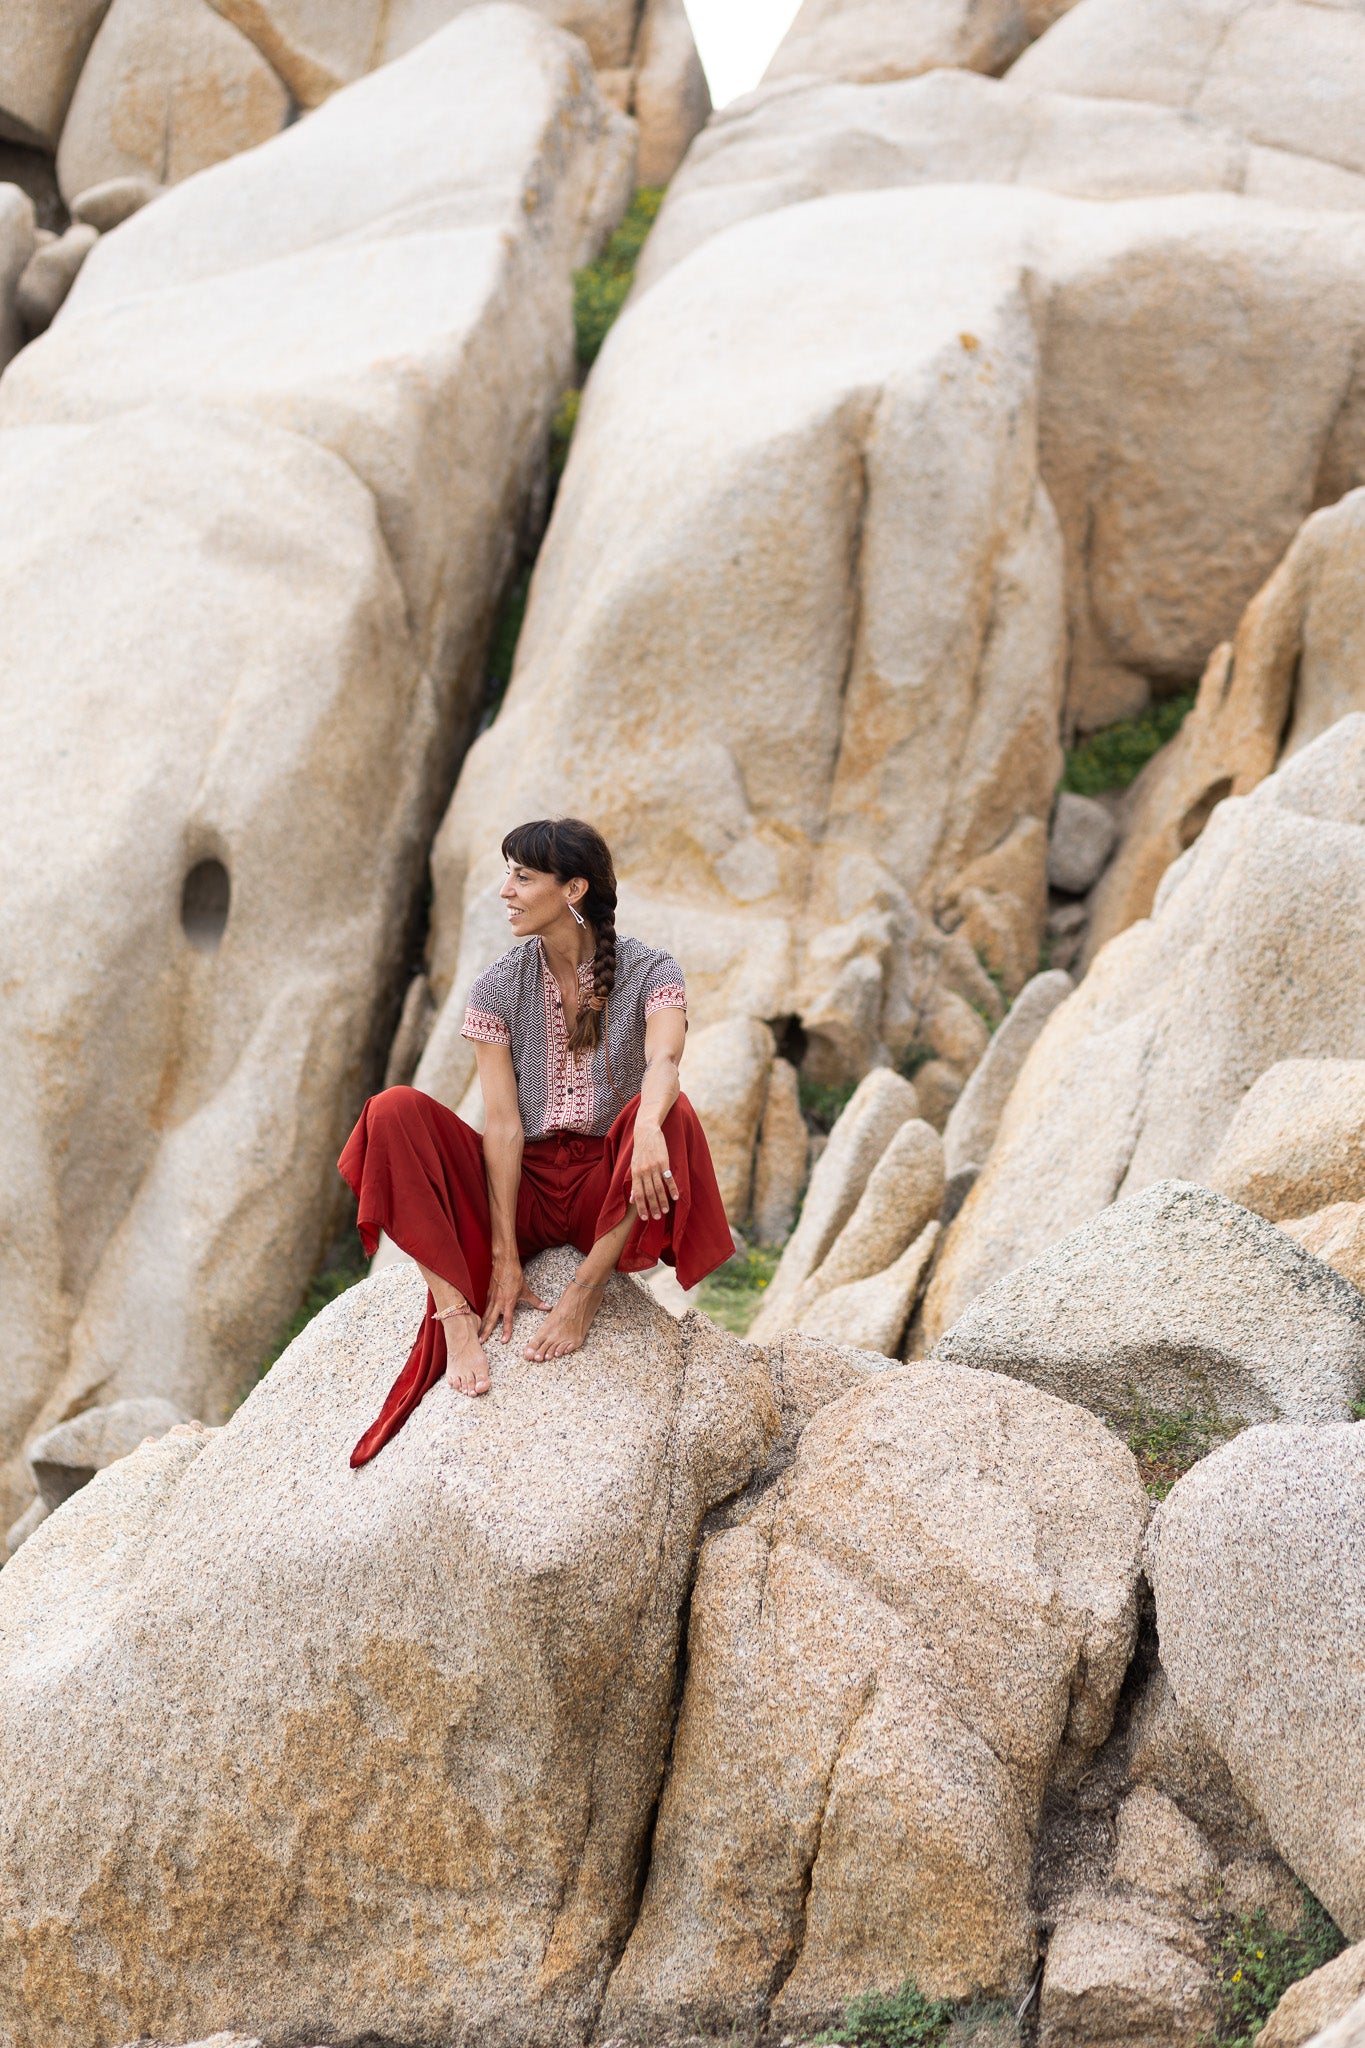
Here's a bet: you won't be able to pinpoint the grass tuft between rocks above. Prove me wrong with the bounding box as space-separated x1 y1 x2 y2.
574 186 665 369
1118 1393 1243 1499
1214 1888 1345 2047
696 1244 783 1335
1062 689 1196 797
816 1984 1019 2048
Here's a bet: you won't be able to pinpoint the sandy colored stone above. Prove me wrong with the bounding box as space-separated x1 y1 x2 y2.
0 15 631 1534
0 183 36 365
69 172 162 229
27 1396 188 1510
795 1220 940 1358
1207 1059 1365 1221
1148 1422 1365 1939
679 1016 775 1225
15 220 97 331
14 8 634 683
1040 1888 1217 2048
423 187 1365 1111
943 969 1072 1179
1281 1203 1365 1297
935 1179 1365 1427
1089 490 1365 958
751 1056 809 1247
1264 1948 1365 2048
1127 1660 1271 1859
0 0 113 151
925 718 1365 1339
1049 791 1116 894
199 0 646 107
603 1362 1147 2033
1111 1786 1217 1904
749 1069 919 1339
1308 1996 1365 2048
634 68 1365 298
632 0 710 186
796 1117 943 1301
1010 0 1365 182
55 0 290 202
0 1250 781 2048
763 0 1068 88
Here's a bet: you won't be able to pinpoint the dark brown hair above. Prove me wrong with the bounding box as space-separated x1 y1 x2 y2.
501 817 617 1054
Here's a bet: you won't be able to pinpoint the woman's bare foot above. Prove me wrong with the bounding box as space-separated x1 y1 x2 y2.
440 1310 491 1396
416 1264 492 1397
522 1277 608 1361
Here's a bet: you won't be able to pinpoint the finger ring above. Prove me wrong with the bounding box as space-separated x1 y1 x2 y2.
664 1168 675 1180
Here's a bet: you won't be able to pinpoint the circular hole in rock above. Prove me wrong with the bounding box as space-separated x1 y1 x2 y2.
181 858 230 952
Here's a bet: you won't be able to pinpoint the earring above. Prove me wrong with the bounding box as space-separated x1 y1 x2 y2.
569 902 586 927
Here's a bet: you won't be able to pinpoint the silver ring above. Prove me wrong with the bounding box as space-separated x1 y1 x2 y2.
663 1169 676 1180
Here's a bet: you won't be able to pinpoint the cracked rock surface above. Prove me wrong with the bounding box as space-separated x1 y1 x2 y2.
601 1360 1148 2035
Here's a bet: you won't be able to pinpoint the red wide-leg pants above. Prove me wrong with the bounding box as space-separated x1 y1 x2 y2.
339 1085 734 1467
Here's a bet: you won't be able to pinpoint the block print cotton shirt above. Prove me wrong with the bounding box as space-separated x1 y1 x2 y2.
462 934 687 1140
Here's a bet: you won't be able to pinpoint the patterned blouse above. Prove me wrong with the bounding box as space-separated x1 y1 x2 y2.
462 934 687 1140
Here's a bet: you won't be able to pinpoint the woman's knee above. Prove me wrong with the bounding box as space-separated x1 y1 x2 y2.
366 1084 425 1133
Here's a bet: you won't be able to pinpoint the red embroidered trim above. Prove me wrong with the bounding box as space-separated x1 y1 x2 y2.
644 982 687 1017
540 948 595 1134
462 1006 510 1046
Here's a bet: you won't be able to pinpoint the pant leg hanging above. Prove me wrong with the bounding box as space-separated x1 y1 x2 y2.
339 1086 494 1468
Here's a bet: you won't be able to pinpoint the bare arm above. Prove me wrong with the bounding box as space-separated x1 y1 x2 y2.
474 1040 547 1340
630 1009 685 1221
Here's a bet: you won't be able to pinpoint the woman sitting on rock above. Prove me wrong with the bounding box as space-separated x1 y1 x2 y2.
342 816 734 1465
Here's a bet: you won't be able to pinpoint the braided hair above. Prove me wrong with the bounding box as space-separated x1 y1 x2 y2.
500 817 618 1055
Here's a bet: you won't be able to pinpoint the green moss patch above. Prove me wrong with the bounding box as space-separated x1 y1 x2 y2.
1062 690 1196 798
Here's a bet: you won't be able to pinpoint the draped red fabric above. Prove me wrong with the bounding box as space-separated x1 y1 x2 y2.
339 1086 733 1468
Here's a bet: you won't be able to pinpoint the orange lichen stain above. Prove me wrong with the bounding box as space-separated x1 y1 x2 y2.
960 332 980 351
2 1639 569 2048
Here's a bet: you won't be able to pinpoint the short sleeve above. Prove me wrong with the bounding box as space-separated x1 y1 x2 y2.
643 950 687 1019
462 966 511 1047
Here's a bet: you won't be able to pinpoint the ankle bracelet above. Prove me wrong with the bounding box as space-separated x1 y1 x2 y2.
433 1303 476 1323
572 1279 609 1291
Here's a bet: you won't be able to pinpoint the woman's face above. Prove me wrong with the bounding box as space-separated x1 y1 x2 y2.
500 861 585 937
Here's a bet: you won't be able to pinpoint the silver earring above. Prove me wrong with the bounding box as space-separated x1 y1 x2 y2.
569 902 586 927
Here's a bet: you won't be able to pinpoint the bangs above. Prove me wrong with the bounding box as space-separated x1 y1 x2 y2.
501 820 561 875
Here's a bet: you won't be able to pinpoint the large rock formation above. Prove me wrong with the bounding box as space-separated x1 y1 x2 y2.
46 0 708 204
1009 0 1365 188
634 68 1365 299
925 717 1365 1338
600 1361 1148 2032
1089 488 1365 958
0 1252 784 2048
761 0 1074 89
934 1180 1365 1428
0 0 113 151
418 183 1365 1155
1148 1423 1365 1939
0 9 632 1537
56 0 291 202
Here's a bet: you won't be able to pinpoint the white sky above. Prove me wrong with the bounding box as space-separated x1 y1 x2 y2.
682 0 805 107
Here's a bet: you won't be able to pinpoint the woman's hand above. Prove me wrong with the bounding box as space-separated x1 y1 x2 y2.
631 1118 675 1222
480 1251 549 1344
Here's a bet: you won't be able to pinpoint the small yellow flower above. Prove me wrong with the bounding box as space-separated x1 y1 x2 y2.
1232 1970 1243 1983
1256 1950 1265 1961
